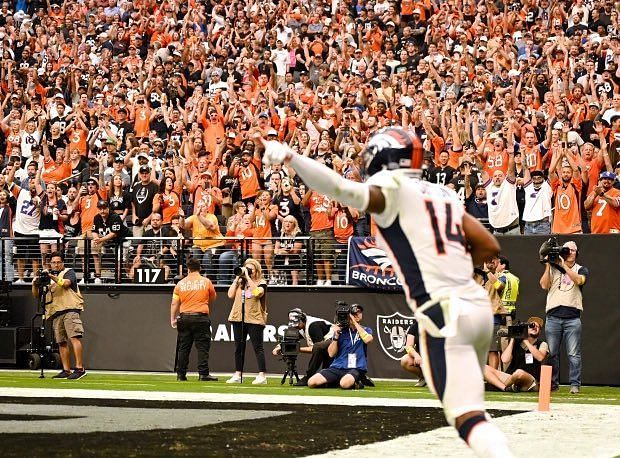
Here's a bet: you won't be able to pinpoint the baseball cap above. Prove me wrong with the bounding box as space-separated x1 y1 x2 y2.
105 137 117 145
267 128 278 136
589 102 600 109
87 178 99 186
527 317 544 328
600 171 617 180
258 112 269 119
139 165 151 174
227 131 236 138
114 156 124 163
137 152 149 160
97 199 109 208
350 304 364 313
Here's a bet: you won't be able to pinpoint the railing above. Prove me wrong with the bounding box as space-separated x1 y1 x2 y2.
0 235 350 287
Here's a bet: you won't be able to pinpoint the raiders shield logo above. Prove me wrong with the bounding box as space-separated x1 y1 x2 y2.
376 312 416 361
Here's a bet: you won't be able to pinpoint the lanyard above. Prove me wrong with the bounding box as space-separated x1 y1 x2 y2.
349 329 357 346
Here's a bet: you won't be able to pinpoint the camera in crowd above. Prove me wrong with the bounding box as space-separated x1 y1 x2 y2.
335 301 362 328
539 237 571 264
233 266 253 278
497 321 535 340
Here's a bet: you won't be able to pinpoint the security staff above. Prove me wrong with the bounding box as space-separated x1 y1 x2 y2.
32 251 86 380
170 257 217 381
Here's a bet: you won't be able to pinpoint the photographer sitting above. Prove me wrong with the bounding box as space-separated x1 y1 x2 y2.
484 317 548 392
272 308 334 386
32 252 86 380
400 321 426 387
308 304 373 390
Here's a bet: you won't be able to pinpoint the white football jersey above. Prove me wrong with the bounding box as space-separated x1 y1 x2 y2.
367 170 480 309
11 185 41 234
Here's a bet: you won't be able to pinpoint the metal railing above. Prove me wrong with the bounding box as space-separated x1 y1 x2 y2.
0 235 350 287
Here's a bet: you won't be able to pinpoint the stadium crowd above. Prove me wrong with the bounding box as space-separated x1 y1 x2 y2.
0 0 619 284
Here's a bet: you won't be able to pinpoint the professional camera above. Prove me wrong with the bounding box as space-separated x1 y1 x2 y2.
34 270 52 287
539 237 570 264
233 266 247 277
335 301 363 328
497 321 535 340
278 326 301 357
336 301 351 328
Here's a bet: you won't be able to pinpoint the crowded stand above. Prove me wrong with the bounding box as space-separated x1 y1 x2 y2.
0 0 619 285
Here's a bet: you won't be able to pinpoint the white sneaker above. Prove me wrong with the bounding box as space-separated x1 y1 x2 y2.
93 277 102 284
14 279 26 285
78 278 85 285
226 375 242 384
316 279 324 286
324 279 332 286
252 375 267 385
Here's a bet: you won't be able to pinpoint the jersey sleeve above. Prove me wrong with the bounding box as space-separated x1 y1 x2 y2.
365 170 401 228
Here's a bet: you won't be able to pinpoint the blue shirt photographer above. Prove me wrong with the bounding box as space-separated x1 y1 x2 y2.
331 326 373 372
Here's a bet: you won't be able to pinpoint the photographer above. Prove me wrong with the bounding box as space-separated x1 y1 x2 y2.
32 252 86 380
308 304 373 390
484 317 549 392
226 258 268 385
272 308 334 386
400 321 425 387
539 240 588 394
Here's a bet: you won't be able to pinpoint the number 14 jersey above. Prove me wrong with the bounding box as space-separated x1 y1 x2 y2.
367 170 478 308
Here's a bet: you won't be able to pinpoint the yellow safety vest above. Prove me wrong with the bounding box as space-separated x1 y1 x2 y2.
498 270 519 313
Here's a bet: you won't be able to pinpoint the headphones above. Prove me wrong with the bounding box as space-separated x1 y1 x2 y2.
289 308 307 323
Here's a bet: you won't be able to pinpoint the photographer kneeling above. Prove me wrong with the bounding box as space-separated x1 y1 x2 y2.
273 308 334 386
32 252 86 380
484 317 548 392
308 304 373 390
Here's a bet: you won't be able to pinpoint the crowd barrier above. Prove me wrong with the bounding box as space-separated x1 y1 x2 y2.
0 235 350 287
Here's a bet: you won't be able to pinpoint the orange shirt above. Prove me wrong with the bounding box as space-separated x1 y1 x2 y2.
236 158 262 199
401 0 414 15
253 206 274 240
42 162 72 185
67 127 88 156
192 186 221 215
307 191 333 232
484 149 509 176
200 117 226 154
334 208 355 244
79 189 108 234
551 178 582 234
173 272 216 314
134 106 151 137
590 188 620 234
582 157 603 196
522 145 544 171
158 191 181 225
432 137 461 169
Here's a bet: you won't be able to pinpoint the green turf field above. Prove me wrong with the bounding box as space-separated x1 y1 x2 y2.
0 370 618 405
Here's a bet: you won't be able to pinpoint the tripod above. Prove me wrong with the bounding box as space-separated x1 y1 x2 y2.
34 283 52 379
280 355 300 385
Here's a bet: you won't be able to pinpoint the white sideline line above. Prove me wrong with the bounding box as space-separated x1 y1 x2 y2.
0 387 538 411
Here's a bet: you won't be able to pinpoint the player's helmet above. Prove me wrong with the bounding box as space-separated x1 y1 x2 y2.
362 127 424 176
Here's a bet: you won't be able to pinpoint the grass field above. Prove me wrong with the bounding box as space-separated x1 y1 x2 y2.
1 370 618 405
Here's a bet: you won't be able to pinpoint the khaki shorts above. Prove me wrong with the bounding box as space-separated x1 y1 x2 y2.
53 311 84 343
311 229 335 259
77 231 103 255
